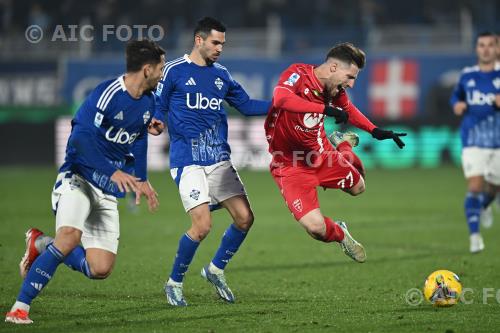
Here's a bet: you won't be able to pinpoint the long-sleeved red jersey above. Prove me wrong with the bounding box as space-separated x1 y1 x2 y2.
264 63 376 168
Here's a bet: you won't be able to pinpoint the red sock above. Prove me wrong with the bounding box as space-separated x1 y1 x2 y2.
322 216 345 242
337 142 365 178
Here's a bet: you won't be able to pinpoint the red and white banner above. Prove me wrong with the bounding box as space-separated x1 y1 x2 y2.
369 59 419 120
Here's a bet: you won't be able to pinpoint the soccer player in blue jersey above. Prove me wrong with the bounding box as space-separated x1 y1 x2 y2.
450 32 500 253
5 39 165 324
154 17 270 306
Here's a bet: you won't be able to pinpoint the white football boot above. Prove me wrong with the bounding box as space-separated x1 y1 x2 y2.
469 233 485 253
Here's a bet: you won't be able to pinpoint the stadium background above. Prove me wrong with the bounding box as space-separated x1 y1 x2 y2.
1 1 500 332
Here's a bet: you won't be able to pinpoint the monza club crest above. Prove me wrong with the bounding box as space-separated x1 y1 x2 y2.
292 198 303 212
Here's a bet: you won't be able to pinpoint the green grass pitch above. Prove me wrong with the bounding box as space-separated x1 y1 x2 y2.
1 167 499 332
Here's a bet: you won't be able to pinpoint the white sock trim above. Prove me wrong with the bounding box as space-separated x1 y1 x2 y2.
209 262 224 274
167 278 183 286
12 301 30 312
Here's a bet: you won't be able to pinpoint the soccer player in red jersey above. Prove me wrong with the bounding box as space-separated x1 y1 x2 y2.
264 42 406 262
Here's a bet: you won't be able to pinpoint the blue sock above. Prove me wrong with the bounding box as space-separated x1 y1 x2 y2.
17 244 64 305
211 224 248 270
480 192 495 209
63 245 92 278
169 233 199 283
464 192 481 234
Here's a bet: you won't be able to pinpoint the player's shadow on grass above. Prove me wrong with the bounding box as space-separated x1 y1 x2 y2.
231 252 435 273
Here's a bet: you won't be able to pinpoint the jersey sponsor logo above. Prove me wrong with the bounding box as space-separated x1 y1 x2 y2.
215 77 224 90
185 77 197 86
493 78 500 89
303 113 324 128
105 126 140 144
466 90 495 106
94 112 104 127
114 111 124 120
143 111 151 124
283 73 300 86
294 125 315 133
186 93 223 111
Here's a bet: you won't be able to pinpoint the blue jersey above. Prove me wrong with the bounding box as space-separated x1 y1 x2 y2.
450 63 500 148
155 54 270 168
60 75 154 198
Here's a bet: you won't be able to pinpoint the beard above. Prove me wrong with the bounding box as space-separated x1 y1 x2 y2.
323 84 343 103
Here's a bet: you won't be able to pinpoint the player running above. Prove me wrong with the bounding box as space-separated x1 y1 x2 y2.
450 31 500 253
265 42 406 262
5 39 165 324
154 17 270 306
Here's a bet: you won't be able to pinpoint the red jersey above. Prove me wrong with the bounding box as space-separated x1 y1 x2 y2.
264 63 376 168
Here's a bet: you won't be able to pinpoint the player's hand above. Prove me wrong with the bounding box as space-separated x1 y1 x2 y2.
135 180 159 212
371 127 407 149
453 102 467 116
495 94 500 109
110 170 140 193
324 105 349 124
148 118 165 136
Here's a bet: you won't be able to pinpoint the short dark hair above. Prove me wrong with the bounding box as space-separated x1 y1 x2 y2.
193 17 226 39
476 31 497 42
126 39 165 72
326 42 366 69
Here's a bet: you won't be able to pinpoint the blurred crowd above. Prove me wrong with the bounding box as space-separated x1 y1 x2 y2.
1 0 498 34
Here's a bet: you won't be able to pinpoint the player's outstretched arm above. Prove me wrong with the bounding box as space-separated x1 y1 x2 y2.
273 86 349 125
371 127 407 149
234 99 271 116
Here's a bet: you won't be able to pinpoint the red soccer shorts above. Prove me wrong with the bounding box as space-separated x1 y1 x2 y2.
271 149 362 220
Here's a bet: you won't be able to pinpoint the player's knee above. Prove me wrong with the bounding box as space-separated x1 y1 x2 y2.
190 222 212 241
234 210 254 231
53 227 82 255
89 264 113 279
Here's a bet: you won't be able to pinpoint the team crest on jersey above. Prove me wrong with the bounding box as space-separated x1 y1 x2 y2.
94 112 104 128
303 113 324 128
284 73 300 86
466 79 476 88
143 111 151 124
493 78 500 89
190 189 201 200
292 198 302 212
215 77 224 90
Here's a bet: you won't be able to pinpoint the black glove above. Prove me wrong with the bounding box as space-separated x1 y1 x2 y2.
324 105 349 124
371 127 407 149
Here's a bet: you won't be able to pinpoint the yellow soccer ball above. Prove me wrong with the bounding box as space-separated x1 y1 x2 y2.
423 270 462 307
